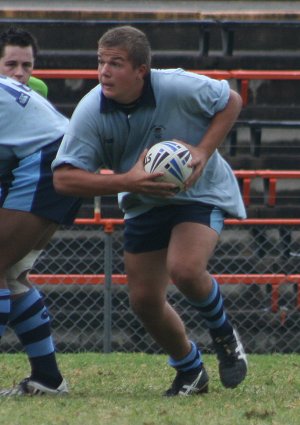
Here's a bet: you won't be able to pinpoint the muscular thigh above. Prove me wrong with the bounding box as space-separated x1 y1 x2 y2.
123 203 224 298
168 222 220 273
124 249 169 303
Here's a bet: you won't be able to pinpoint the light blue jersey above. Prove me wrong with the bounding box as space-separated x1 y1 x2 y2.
0 75 81 224
53 69 246 219
0 75 68 174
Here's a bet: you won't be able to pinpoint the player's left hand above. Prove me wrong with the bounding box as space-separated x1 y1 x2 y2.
172 139 209 190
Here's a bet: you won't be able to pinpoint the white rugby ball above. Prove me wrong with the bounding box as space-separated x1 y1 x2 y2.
144 141 193 192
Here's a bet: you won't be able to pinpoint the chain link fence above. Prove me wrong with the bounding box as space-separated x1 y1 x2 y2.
2 213 300 355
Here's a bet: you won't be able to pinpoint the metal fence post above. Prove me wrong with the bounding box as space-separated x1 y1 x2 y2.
103 227 113 353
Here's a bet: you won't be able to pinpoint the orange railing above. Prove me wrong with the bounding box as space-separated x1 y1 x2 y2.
29 272 300 313
33 68 300 106
29 199 300 314
28 185 300 313
234 170 300 207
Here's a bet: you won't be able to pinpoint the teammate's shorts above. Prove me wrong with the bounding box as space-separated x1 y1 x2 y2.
124 202 225 253
0 138 81 225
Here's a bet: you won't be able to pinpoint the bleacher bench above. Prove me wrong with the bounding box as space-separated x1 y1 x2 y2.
220 20 300 56
229 119 300 157
2 18 300 61
0 18 217 59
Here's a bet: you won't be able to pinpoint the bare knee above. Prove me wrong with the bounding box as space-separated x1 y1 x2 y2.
169 262 202 286
129 291 152 317
129 290 165 321
169 263 211 298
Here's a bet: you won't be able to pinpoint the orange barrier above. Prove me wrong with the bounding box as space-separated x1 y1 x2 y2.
30 198 300 314
234 170 300 207
33 68 300 106
29 273 300 313
232 70 300 106
28 203 300 313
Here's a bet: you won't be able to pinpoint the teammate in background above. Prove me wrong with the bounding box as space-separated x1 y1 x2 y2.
0 26 48 97
0 28 81 396
53 26 248 396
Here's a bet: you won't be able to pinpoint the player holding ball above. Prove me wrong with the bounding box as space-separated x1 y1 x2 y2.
53 25 247 396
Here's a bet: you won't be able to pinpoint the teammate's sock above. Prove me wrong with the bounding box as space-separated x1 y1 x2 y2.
0 288 11 337
187 277 233 339
9 288 62 387
168 341 202 372
28 353 63 388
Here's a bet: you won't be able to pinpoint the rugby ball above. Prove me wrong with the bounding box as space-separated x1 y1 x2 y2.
144 141 193 192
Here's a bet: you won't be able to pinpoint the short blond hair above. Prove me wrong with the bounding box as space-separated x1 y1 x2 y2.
98 25 151 72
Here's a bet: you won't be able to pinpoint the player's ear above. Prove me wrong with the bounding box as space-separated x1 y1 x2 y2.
137 64 148 80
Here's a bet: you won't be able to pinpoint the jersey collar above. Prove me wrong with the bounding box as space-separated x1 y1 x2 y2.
100 72 156 113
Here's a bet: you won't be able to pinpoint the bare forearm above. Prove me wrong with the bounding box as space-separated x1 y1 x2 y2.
53 158 178 199
198 89 242 157
185 90 242 188
53 165 127 197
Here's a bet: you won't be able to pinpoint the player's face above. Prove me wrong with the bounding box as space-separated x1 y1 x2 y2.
0 45 34 84
97 47 147 104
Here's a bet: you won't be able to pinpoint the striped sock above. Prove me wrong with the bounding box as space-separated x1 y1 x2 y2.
0 288 11 337
168 341 202 372
187 277 233 339
9 288 62 387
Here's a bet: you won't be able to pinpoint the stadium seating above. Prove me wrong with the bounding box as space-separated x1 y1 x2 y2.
220 20 300 57
1 16 300 117
229 120 300 157
1 17 300 69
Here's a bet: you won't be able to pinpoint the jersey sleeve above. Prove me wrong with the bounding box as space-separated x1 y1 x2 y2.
179 71 230 118
52 87 106 173
0 76 68 158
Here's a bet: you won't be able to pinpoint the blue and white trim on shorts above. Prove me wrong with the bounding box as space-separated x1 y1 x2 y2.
0 139 81 225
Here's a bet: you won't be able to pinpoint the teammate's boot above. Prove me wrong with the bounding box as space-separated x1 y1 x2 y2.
164 365 209 396
212 328 248 388
0 377 68 396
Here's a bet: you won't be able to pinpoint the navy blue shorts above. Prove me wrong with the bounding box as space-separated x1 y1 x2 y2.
124 203 225 253
0 138 81 225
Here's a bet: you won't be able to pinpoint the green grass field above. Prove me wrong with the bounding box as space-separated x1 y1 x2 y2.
0 353 299 425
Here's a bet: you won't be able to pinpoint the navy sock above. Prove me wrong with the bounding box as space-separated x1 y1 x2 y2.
187 278 233 339
9 288 62 387
0 288 11 337
168 341 202 372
